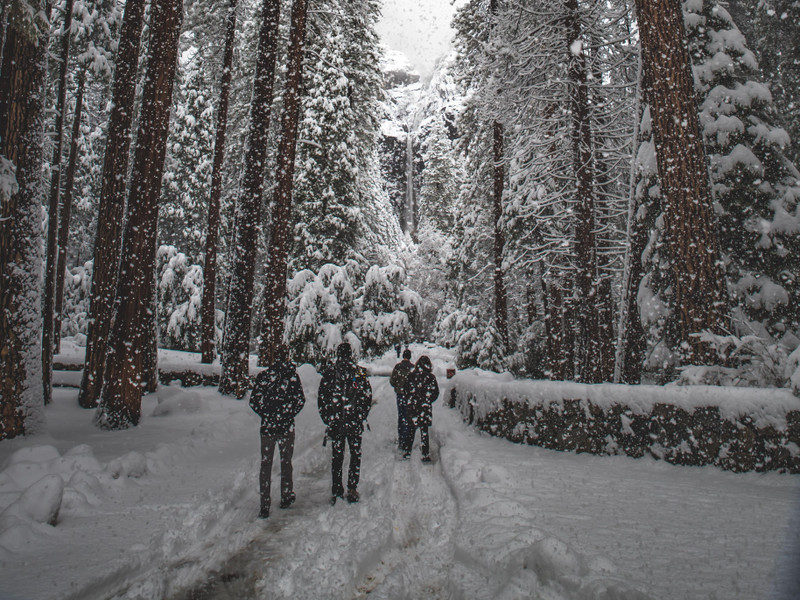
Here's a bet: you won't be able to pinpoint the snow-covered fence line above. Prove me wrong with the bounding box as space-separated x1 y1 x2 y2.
447 370 800 473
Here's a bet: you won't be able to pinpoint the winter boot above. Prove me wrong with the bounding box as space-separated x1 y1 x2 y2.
421 455 432 463
280 492 296 509
259 496 270 519
346 488 360 503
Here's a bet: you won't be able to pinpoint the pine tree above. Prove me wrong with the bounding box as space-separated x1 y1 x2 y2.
160 51 215 262
258 0 310 366
446 0 508 371
726 0 800 168
358 265 420 357
418 114 458 233
455 0 635 380
290 0 388 273
78 0 148 409
96 0 184 429
685 0 800 340
200 0 239 364
218 0 281 398
0 0 49 439
53 0 121 350
634 0 730 366
632 0 800 376
42 0 78 404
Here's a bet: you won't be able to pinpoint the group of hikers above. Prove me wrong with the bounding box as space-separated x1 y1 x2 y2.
248 342 440 519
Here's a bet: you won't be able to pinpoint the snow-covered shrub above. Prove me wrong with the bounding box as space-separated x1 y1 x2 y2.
286 269 343 365
285 262 422 362
438 308 504 371
677 332 797 389
285 263 362 366
60 260 93 343
506 320 548 379
157 245 216 351
357 264 420 357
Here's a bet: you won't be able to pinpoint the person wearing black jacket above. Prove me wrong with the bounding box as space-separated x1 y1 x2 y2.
403 355 439 462
317 342 373 504
390 349 414 452
249 345 306 519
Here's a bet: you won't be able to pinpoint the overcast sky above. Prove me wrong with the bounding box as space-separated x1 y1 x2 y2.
375 0 467 79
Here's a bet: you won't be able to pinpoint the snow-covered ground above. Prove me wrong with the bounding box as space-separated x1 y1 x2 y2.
1 345 799 599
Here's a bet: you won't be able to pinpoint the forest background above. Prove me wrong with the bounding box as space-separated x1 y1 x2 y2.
1 0 800 438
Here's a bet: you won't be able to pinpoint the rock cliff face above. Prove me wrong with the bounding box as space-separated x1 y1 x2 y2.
379 50 422 233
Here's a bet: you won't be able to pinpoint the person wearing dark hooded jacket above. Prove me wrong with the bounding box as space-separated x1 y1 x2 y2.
249 345 305 519
317 342 372 504
390 349 414 452
403 355 439 462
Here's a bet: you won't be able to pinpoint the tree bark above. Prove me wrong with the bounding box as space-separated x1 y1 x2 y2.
492 121 509 352
634 0 729 364
78 0 147 409
489 0 509 354
54 74 86 352
618 207 648 383
95 0 184 429
42 0 76 404
0 7 47 440
218 0 281 397
545 282 564 380
258 0 309 366
565 0 603 383
200 0 238 364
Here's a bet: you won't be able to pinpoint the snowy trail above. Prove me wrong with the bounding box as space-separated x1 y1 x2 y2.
3 353 798 599
172 377 463 600
167 376 656 600
167 370 798 600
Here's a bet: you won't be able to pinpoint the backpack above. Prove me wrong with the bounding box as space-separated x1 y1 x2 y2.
249 368 282 419
390 360 413 393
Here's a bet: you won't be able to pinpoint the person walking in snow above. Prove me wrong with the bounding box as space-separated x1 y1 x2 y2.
249 345 306 519
390 348 414 453
317 342 373 504
403 355 439 462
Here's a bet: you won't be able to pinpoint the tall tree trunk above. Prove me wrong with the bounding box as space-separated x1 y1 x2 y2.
42 0 76 404
218 0 281 397
200 0 238 364
618 206 648 383
492 121 509 352
78 0 147 409
634 0 729 364
142 289 158 393
54 74 86 352
545 281 564 380
566 0 601 383
489 0 509 354
258 0 309 366
0 5 48 440
615 55 645 384
95 0 184 429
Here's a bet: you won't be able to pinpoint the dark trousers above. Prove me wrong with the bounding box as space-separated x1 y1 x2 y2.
260 428 295 511
331 432 362 494
406 425 430 458
396 395 411 450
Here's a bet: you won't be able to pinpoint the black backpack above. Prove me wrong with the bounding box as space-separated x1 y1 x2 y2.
249 368 283 419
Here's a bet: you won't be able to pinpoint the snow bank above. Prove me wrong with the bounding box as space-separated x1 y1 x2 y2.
0 444 111 553
448 370 800 473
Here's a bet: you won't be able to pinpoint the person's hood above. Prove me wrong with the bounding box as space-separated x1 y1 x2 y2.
334 358 356 381
416 356 433 372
